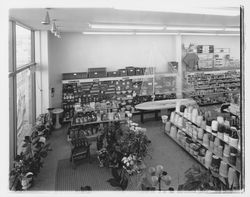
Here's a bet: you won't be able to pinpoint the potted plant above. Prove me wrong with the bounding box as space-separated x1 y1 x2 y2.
178 164 224 191
9 153 34 191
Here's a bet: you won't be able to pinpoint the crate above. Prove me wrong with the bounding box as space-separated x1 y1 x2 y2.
126 67 136 76
107 71 119 77
62 72 88 80
119 69 128 76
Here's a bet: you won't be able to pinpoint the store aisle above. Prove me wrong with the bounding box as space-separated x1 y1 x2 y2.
31 124 71 191
31 117 200 191
139 119 200 190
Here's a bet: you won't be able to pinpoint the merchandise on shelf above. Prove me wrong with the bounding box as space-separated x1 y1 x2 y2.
62 71 177 121
162 103 242 190
183 70 240 106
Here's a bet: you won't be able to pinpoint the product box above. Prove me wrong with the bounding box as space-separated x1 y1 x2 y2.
62 72 88 80
88 71 107 78
135 67 144 75
126 67 136 76
88 67 107 78
119 69 128 76
107 71 119 77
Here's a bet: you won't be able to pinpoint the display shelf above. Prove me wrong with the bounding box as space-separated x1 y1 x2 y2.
175 112 240 152
170 121 241 173
191 77 240 82
164 131 208 170
71 118 127 126
194 84 240 90
190 91 239 97
186 68 240 75
165 129 230 187
62 73 177 84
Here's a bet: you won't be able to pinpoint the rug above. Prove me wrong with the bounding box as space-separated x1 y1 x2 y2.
55 157 138 191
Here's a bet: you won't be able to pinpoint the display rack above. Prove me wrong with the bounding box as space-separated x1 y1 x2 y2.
62 72 177 122
183 69 240 106
164 111 242 189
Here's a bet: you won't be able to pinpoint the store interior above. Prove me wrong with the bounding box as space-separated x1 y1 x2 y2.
8 5 243 192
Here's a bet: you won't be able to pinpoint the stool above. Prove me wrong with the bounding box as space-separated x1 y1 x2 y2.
52 108 64 129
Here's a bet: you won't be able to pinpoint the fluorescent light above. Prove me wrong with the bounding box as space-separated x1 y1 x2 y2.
181 33 240 36
166 26 223 31
89 24 165 30
224 28 240 32
181 33 217 36
83 32 134 35
217 34 240 36
135 32 178 35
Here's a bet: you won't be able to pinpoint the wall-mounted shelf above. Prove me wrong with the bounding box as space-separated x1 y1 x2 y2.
62 73 177 84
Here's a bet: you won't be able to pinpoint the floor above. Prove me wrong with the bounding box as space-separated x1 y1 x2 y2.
31 114 199 191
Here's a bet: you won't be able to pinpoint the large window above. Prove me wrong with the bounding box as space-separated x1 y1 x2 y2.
16 69 33 153
9 21 36 159
16 25 32 67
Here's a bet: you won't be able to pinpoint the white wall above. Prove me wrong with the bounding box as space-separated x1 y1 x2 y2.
182 36 240 60
46 32 240 108
48 32 177 108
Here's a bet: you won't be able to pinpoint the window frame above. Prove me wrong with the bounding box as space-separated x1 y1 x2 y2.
9 19 36 163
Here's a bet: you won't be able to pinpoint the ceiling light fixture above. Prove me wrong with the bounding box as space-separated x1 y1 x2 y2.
224 27 240 31
41 9 51 25
180 33 217 36
217 33 240 36
180 32 240 36
83 31 134 35
166 26 224 31
135 32 178 35
51 20 57 33
89 24 165 30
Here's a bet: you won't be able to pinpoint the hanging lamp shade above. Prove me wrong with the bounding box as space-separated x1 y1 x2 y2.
41 11 50 25
51 21 57 33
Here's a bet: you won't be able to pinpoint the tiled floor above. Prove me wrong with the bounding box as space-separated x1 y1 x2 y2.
31 115 199 191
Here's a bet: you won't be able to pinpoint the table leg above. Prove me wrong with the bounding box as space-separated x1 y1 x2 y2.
155 111 159 121
140 112 144 124
55 114 61 129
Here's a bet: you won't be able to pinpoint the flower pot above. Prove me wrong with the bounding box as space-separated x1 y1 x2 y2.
165 122 171 133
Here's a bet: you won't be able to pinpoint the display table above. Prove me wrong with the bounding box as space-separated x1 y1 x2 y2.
135 99 196 123
52 108 64 129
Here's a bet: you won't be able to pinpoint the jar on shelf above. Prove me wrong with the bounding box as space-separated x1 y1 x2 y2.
219 160 229 178
205 150 213 168
211 120 218 136
229 127 239 148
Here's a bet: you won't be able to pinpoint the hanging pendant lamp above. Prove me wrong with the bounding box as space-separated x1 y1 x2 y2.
41 10 51 25
51 20 57 33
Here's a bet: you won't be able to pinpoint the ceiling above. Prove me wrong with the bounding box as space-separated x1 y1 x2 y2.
9 8 240 33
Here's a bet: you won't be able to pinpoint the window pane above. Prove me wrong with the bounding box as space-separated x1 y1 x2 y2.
16 25 31 67
16 69 32 154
